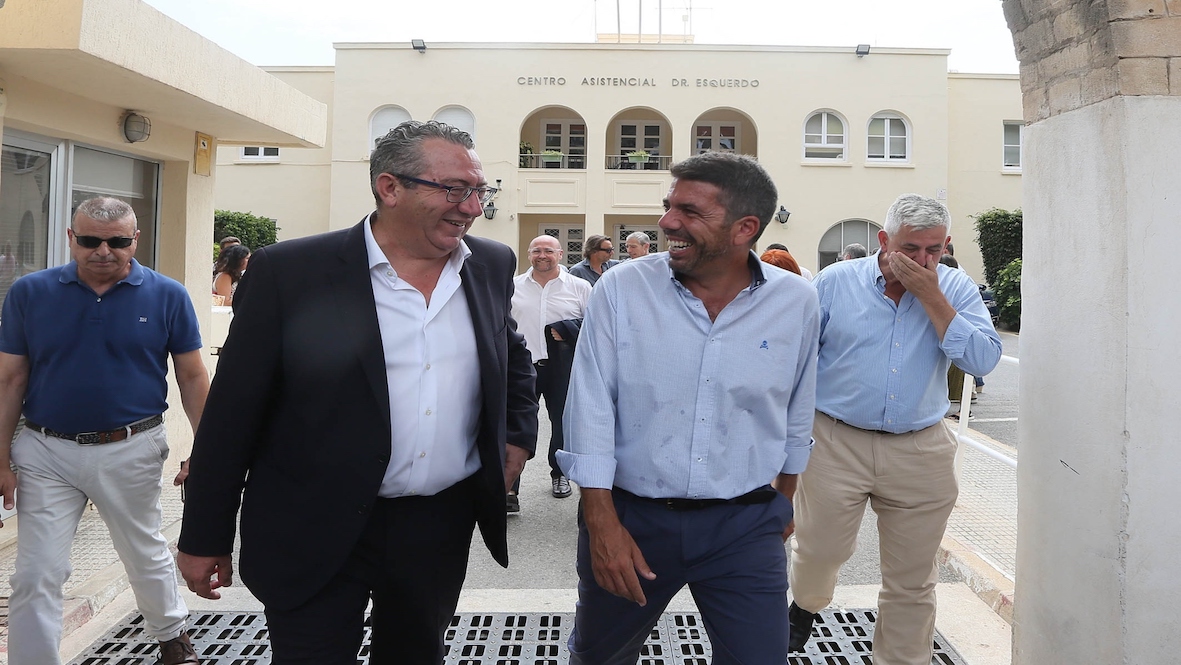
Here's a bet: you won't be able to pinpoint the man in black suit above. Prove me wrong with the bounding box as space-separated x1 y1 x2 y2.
177 121 538 665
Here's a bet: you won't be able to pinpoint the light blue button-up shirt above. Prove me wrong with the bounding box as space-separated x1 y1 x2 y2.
558 252 819 500
813 256 1002 433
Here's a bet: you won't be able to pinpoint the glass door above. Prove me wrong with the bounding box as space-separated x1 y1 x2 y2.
0 135 61 311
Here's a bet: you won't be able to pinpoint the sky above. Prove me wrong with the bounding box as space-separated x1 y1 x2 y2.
140 0 1020 74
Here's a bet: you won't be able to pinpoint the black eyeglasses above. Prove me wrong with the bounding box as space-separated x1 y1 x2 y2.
72 233 135 249
392 174 498 205
596 246 614 253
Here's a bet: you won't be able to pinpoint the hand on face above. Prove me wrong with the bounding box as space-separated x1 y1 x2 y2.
886 250 941 299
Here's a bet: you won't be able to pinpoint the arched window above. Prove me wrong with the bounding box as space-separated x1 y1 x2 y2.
867 112 910 162
432 106 476 141
817 219 883 270
369 106 412 148
803 111 846 160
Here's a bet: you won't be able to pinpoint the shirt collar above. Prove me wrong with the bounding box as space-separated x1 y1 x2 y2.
525 265 572 285
363 211 471 274
58 259 145 287
664 250 768 292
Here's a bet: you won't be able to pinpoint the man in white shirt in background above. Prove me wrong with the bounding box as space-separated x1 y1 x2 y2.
509 235 592 511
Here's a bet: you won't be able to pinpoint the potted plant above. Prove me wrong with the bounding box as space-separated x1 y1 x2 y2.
519 141 535 168
541 150 564 164
626 150 650 164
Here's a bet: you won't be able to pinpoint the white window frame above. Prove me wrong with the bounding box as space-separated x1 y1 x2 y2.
693 122 740 154
432 105 476 141
239 146 280 163
369 105 413 151
1003 121 1023 172
615 120 666 169
802 110 847 161
540 119 588 169
867 112 910 163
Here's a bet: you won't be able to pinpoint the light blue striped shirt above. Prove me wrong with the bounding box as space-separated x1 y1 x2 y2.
813 256 1002 433
558 252 820 500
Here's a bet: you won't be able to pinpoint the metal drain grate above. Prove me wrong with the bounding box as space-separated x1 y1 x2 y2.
68 609 968 664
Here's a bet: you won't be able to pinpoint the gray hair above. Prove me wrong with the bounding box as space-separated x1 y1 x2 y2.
73 197 137 228
841 243 868 260
369 120 476 207
884 194 950 236
669 152 778 242
625 231 651 247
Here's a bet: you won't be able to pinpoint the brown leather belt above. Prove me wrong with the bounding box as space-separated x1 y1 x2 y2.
24 414 164 445
614 485 778 511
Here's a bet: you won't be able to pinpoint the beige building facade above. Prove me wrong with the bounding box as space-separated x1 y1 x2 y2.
215 42 1022 282
0 0 326 518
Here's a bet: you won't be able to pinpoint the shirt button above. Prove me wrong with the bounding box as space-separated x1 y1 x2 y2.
887 419 894 424
96 298 102 302
891 368 898 373
895 342 900 347
386 270 393 277
889 395 896 400
419 452 426 458
425 363 431 370
425 409 432 415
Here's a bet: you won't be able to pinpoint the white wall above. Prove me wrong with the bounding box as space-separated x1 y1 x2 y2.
1016 94 1181 663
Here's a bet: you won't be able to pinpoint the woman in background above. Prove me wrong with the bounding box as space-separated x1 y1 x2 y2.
759 248 802 276
213 244 250 306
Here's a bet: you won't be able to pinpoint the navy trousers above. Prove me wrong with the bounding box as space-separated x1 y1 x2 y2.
568 490 794 665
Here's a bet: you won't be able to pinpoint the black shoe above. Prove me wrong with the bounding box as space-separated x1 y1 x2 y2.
788 601 818 652
552 476 572 498
506 492 520 513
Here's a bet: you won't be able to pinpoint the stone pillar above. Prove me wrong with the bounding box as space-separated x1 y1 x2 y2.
1003 1 1181 662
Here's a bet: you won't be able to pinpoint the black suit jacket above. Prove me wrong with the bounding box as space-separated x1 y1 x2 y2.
179 219 538 610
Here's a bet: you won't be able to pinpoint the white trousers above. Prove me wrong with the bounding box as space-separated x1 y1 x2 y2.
8 426 188 665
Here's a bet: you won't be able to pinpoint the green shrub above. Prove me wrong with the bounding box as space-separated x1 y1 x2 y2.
973 208 1022 286
213 210 279 252
993 258 1022 330
519 141 535 168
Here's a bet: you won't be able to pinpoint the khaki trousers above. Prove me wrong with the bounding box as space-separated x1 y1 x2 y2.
790 412 958 665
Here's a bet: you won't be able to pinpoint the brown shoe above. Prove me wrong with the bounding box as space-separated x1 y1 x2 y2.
159 632 199 664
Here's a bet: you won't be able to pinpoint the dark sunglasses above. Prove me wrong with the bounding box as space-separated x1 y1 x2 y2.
73 234 135 249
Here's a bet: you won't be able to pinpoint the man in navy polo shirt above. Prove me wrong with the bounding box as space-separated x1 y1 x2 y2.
0 197 209 665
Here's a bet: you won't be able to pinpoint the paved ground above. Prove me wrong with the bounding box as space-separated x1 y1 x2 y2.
0 330 1022 663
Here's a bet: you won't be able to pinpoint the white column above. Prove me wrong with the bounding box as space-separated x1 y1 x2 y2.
1016 94 1181 663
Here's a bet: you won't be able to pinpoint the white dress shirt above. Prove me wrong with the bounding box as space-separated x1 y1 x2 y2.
511 267 592 362
364 216 482 498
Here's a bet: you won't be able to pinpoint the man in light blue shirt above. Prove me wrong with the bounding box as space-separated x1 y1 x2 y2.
789 193 1002 665
558 152 819 664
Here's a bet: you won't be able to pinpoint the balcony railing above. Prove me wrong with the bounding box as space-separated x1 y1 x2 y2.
519 154 586 169
605 154 672 170
517 154 673 170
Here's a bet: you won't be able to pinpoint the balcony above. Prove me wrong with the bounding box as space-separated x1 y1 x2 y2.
604 154 671 170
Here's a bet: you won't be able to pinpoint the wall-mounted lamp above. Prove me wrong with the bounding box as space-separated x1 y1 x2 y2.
483 179 502 219
855 44 871 58
775 206 791 225
411 39 427 53
122 111 151 143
